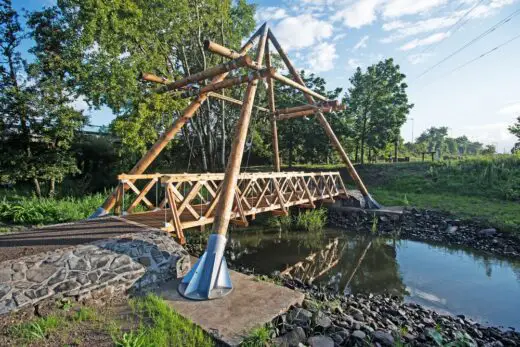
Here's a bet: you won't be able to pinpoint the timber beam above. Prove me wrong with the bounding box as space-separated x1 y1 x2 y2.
275 104 347 121
207 92 269 112
180 68 276 98
158 55 255 93
204 40 330 102
140 74 269 112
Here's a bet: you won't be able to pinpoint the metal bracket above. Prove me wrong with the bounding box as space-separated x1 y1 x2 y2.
178 234 233 300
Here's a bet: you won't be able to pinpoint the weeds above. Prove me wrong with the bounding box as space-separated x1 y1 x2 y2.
295 209 327 233
0 193 105 225
9 314 63 341
371 214 378 234
113 331 146 347
241 326 272 347
122 293 214 347
73 307 96 322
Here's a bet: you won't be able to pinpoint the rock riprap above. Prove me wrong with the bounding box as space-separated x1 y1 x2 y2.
0 231 190 315
269 277 520 347
329 207 520 259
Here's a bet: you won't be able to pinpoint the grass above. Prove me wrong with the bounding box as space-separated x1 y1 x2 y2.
8 314 64 341
352 156 520 233
116 293 214 347
267 209 327 233
6 296 215 347
0 193 105 225
241 326 272 347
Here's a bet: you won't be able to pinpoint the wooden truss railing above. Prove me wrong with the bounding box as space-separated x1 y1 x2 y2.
117 171 349 244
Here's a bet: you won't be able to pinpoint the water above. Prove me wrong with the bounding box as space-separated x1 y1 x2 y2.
226 228 520 330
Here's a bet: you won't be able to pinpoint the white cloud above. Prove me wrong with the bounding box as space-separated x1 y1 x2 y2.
399 32 450 51
499 102 520 115
272 14 333 51
333 33 347 41
347 58 363 70
381 12 462 43
382 20 406 31
353 35 370 50
332 0 382 29
307 42 338 72
383 0 448 18
469 0 517 19
408 53 432 64
460 122 516 149
70 95 89 112
255 7 287 23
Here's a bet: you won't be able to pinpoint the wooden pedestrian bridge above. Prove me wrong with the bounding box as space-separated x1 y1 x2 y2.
116 171 349 244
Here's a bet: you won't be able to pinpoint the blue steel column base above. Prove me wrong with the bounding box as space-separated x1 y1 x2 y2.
178 234 233 300
364 194 382 209
88 207 109 219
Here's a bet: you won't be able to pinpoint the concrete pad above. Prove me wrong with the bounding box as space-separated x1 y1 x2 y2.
331 205 404 216
153 270 304 346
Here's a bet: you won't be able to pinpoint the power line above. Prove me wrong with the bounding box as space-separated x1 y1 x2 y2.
416 7 520 79
421 32 520 88
448 32 520 74
419 0 487 55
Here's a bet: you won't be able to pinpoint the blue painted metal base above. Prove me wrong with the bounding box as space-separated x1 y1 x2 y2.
365 194 382 209
178 234 233 300
88 207 108 219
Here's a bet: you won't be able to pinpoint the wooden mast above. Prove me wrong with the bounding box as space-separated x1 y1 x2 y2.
265 40 281 172
95 24 267 216
211 24 269 236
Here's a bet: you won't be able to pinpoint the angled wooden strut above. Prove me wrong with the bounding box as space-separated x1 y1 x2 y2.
211 24 269 237
267 29 379 208
265 39 281 172
95 24 267 216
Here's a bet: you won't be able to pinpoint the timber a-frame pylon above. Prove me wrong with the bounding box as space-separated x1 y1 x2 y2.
91 23 380 300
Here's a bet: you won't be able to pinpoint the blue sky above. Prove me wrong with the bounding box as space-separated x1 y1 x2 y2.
14 0 520 151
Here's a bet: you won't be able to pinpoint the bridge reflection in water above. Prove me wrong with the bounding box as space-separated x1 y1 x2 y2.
226 229 407 297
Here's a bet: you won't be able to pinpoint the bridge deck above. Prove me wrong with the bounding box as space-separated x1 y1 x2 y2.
117 171 349 243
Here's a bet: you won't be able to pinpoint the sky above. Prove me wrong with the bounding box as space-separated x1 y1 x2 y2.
13 0 520 152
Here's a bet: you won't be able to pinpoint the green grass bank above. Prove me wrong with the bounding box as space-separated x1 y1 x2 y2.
351 156 520 233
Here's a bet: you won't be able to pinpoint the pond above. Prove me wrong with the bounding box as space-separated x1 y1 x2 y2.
226 228 520 330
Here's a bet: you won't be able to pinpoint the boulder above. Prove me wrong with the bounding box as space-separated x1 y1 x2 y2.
372 330 395 346
307 335 334 347
273 327 306 347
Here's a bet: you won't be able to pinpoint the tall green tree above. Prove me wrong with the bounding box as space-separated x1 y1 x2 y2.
509 116 520 153
347 59 413 163
275 71 342 167
0 0 87 197
32 0 256 172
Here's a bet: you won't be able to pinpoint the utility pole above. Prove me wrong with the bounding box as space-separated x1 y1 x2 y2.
411 117 414 143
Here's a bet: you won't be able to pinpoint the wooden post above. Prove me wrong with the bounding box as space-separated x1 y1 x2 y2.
265 40 281 172
268 29 376 205
211 25 268 236
95 25 266 216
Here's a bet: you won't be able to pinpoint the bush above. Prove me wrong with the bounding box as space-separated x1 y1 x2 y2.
295 209 327 233
0 194 105 225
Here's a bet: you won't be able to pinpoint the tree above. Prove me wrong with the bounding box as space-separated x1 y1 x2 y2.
416 127 448 155
275 71 342 167
347 59 413 163
0 1 87 197
481 144 496 156
509 116 520 153
32 0 256 173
